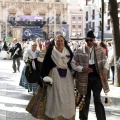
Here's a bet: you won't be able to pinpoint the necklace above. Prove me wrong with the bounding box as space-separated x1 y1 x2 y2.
89 47 94 59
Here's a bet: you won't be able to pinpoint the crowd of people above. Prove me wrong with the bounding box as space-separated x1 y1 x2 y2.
0 31 115 120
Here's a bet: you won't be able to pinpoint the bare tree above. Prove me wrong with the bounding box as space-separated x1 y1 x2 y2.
109 0 120 86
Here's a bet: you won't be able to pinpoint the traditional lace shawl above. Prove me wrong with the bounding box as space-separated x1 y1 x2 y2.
24 49 40 70
51 46 70 69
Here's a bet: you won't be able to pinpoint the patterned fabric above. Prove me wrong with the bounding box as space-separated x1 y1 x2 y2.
51 46 70 69
73 43 110 95
26 86 75 120
26 86 48 119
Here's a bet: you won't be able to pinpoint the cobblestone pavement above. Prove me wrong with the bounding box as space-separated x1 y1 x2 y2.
0 59 120 120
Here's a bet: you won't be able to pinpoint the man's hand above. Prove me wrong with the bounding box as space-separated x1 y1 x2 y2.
102 69 107 80
82 67 93 73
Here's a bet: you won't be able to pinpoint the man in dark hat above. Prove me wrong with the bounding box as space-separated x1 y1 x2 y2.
71 30 109 120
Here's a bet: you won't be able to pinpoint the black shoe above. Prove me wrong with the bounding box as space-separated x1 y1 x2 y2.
13 71 16 73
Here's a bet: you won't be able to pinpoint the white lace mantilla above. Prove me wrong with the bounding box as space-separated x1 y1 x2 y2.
51 47 70 69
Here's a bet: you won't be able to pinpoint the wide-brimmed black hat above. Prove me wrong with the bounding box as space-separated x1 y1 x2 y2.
85 30 96 39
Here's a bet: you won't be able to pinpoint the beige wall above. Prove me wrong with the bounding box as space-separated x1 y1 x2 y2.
0 0 84 40
0 0 68 39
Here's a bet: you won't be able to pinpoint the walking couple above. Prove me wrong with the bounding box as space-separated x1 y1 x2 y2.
26 31 109 120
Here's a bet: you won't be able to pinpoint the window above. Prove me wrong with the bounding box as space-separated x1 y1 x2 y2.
78 17 81 20
78 25 81 28
99 21 102 31
99 8 101 18
86 12 88 21
107 20 111 30
86 0 92 5
107 26 110 30
92 22 95 31
92 9 95 20
72 25 76 28
72 17 76 20
86 23 88 30
107 19 110 25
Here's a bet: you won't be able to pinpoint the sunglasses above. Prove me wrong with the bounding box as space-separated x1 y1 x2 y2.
85 39 93 42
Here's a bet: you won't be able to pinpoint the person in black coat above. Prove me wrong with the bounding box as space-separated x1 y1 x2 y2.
9 38 22 73
2 41 8 51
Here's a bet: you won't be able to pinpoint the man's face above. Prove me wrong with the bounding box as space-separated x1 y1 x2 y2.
85 38 95 47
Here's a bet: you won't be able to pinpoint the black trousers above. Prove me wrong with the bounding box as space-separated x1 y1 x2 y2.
79 76 106 120
111 66 114 83
12 57 21 72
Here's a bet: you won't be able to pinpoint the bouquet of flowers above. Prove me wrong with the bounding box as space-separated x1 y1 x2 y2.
26 57 32 73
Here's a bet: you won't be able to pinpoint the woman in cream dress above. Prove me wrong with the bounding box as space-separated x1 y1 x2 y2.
26 35 75 120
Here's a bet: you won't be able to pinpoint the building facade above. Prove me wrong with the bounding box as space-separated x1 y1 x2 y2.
68 0 85 39
84 0 102 39
84 0 120 40
0 0 84 41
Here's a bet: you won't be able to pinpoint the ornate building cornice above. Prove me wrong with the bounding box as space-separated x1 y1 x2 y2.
8 8 17 14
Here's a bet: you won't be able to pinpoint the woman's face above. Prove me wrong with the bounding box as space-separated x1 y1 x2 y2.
55 36 65 50
32 45 37 52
